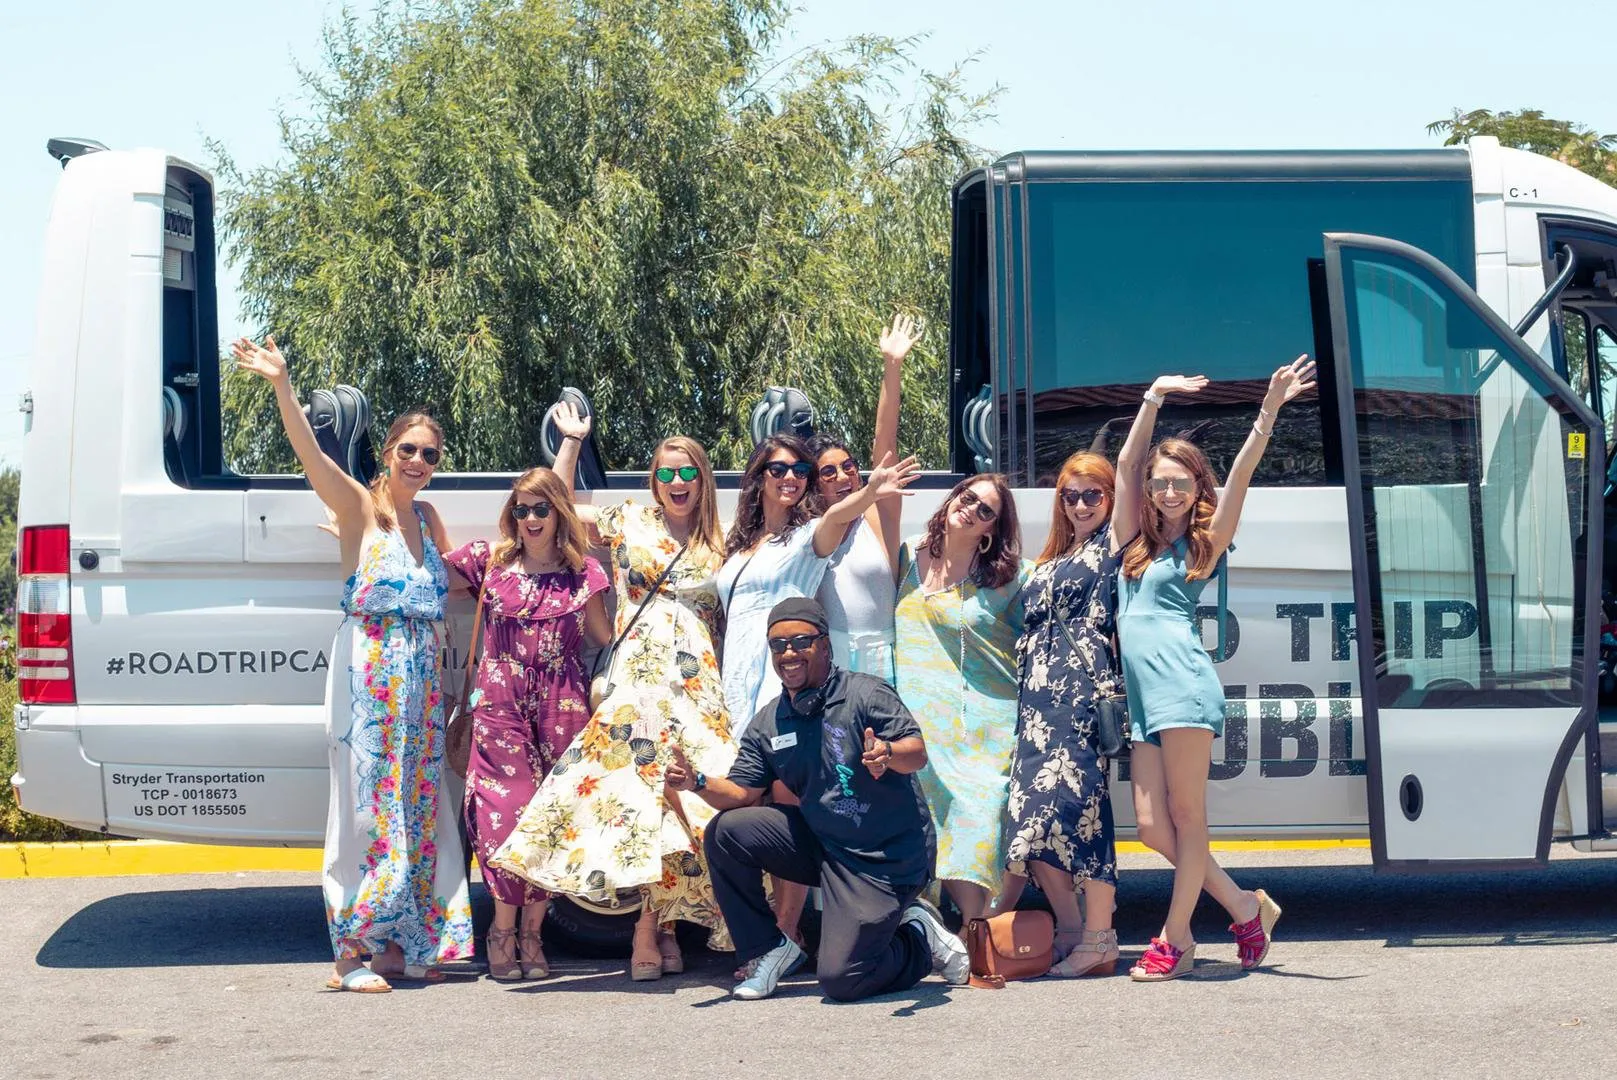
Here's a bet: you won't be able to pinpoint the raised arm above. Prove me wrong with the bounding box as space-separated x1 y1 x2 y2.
1208 355 1316 553
813 452 920 557
1111 374 1208 554
869 314 918 556
549 400 603 541
232 337 370 534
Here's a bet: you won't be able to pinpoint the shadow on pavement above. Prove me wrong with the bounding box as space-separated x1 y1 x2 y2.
33 855 1617 971
1113 859 1617 948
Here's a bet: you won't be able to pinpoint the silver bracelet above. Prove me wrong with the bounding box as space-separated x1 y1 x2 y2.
1143 390 1164 406
1253 422 1273 438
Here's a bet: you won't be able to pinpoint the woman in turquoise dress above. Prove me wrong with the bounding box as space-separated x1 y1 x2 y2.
894 473 1031 924
1112 357 1314 982
234 335 473 993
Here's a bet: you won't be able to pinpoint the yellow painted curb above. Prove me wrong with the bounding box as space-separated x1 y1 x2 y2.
1120 839 1371 853
1 840 321 879
1 836 1371 879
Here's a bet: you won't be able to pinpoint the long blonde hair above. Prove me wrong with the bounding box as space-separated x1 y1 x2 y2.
649 436 723 566
369 412 444 532
1037 452 1115 564
1122 438 1220 581
492 468 590 572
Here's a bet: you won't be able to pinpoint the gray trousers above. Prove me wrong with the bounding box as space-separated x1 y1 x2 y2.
705 805 933 1002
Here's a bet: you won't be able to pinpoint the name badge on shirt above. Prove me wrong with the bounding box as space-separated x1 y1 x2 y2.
771 732 798 751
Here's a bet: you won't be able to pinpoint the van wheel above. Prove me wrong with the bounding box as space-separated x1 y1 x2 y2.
543 893 643 957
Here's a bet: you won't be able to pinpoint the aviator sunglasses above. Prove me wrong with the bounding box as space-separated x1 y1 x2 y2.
765 461 815 480
818 458 861 481
511 502 552 521
957 488 998 522
396 442 442 467
655 465 701 483
1060 487 1106 508
767 632 825 655
1147 477 1196 496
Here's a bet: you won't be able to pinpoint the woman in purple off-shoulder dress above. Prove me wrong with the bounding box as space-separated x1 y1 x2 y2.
444 467 611 981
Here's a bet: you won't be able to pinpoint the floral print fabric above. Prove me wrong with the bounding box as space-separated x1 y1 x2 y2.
489 501 736 947
323 508 474 966
893 537 1032 892
442 540 610 906
1005 528 1120 888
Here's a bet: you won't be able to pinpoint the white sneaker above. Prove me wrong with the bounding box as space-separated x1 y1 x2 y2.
732 937 806 1000
902 899 970 985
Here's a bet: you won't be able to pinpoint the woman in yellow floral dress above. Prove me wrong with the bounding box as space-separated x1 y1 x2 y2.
490 409 734 981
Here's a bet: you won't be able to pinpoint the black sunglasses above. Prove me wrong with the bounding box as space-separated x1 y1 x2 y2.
958 489 998 522
1060 487 1106 508
768 632 825 655
765 461 815 480
512 502 552 521
655 465 701 483
396 442 442 467
818 459 860 481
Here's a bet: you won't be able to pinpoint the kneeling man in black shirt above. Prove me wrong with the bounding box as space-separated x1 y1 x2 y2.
666 597 969 1001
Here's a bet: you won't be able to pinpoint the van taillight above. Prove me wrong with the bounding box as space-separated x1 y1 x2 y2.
17 525 75 705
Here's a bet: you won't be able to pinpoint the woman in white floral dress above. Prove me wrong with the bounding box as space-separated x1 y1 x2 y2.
490 413 734 981
1006 451 1120 977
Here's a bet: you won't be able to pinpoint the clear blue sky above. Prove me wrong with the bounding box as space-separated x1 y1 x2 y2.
3 0 1614 467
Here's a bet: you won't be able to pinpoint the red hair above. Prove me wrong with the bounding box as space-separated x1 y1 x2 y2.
1037 452 1115 564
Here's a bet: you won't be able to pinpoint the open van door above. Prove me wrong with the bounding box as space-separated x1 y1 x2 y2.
1322 233 1604 868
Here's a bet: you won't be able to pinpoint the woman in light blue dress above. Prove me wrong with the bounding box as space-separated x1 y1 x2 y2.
233 335 472 994
1112 357 1314 982
718 436 918 734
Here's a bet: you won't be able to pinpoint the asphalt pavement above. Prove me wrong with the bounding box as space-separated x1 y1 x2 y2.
6 848 1616 1080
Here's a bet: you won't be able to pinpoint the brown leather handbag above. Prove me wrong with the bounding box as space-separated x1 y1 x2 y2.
965 910 1055 988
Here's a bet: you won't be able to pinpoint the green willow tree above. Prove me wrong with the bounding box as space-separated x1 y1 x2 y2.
214 0 995 471
1427 108 1616 183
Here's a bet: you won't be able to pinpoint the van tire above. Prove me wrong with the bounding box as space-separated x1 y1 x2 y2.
543 895 642 957
541 895 826 959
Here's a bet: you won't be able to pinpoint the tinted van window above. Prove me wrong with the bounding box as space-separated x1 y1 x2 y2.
1022 178 1474 485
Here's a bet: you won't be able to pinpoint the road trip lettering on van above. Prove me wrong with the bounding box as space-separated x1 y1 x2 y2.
103 649 330 676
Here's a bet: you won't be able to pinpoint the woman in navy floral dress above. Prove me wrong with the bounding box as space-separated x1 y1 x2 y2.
1006 451 1121 977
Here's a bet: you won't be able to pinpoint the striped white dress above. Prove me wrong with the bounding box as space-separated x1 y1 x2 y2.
716 524 829 736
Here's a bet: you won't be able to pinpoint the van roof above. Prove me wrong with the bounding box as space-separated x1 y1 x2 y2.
987 147 1472 182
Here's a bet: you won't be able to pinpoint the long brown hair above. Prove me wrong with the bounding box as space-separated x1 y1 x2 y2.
725 434 815 557
1037 452 1115 565
369 412 444 533
648 436 724 566
921 473 1022 589
492 468 590 572
1122 438 1220 580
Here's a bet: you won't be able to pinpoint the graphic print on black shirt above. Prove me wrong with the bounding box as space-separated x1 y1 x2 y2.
728 668 936 884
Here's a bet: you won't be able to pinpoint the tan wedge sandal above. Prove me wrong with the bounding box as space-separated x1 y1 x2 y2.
1049 929 1120 977
518 930 550 980
486 927 522 983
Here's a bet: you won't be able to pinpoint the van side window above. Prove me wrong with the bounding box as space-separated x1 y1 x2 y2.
1020 179 1475 487
1597 327 1617 437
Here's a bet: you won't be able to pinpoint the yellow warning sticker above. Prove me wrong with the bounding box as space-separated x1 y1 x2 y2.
1568 432 1587 460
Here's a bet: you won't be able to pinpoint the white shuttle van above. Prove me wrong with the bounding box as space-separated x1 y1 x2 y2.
11 136 1617 945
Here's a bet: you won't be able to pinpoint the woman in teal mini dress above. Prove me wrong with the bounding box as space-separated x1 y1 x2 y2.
1113 356 1314 982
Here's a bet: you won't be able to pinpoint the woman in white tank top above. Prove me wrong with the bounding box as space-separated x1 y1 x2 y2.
809 315 919 683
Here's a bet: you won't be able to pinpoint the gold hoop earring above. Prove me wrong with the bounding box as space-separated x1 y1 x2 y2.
978 534 992 554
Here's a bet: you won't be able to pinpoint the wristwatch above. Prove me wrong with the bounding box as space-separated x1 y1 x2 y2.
1143 389 1165 406
692 770 707 792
